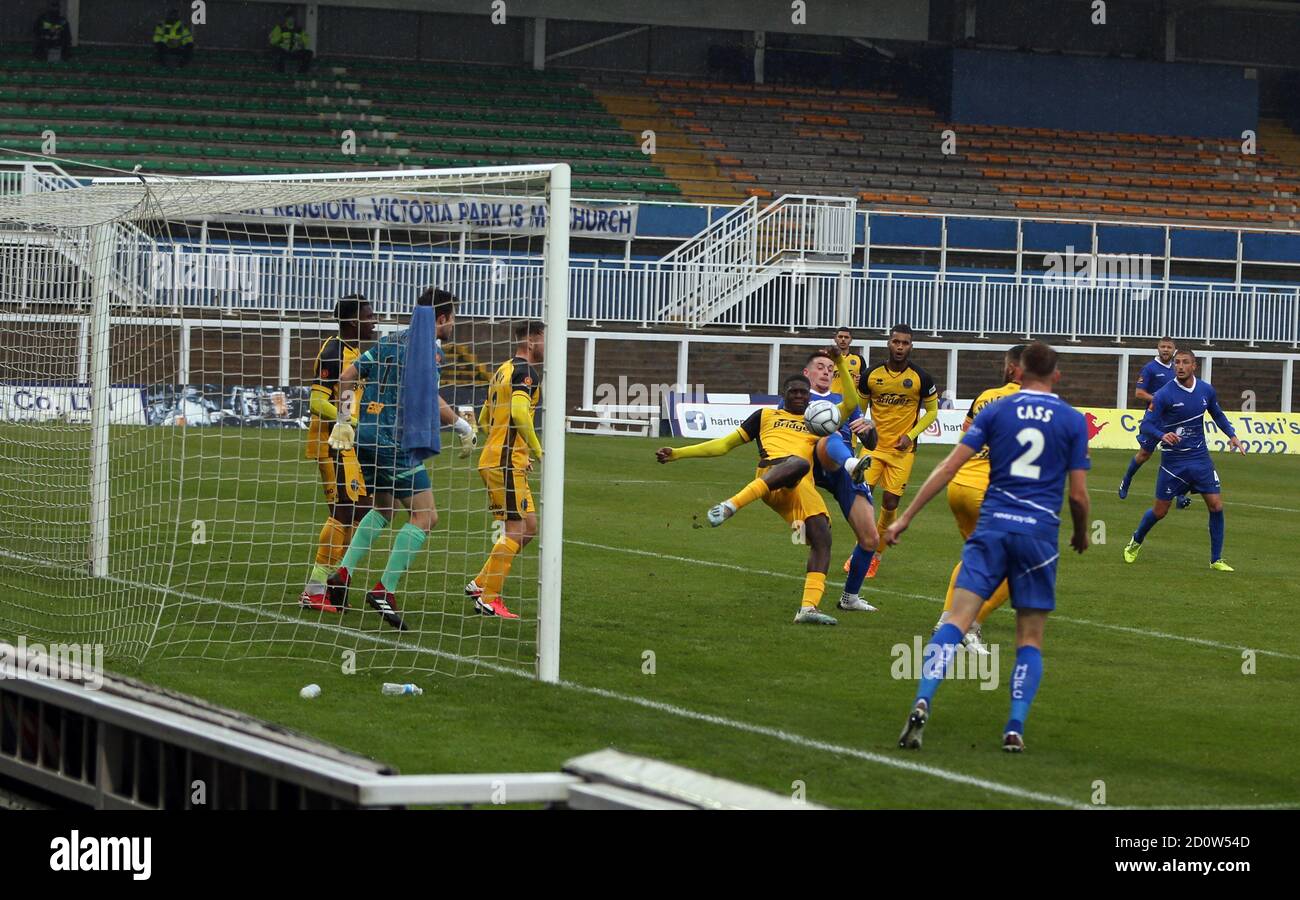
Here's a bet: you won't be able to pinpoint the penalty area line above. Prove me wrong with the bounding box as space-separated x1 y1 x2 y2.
569 540 1300 663
0 548 1084 810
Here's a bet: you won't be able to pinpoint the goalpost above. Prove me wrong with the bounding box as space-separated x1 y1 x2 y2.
0 163 570 682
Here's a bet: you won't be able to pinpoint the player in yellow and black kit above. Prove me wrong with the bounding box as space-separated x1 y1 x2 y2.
931 344 1025 653
300 295 377 611
656 349 861 625
830 326 868 397
855 323 939 578
465 321 546 620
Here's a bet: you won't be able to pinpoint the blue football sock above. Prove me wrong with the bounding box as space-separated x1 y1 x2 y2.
1208 509 1225 561
1133 508 1160 543
845 546 873 594
825 433 852 469
1120 455 1143 489
1006 645 1043 734
917 623 963 705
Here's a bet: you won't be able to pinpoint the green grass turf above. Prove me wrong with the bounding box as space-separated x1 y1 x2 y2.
2 429 1298 808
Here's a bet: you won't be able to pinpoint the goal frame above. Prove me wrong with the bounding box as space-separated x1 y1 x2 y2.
76 163 571 682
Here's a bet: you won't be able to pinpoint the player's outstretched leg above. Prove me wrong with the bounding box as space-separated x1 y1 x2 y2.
713 458 807 527
708 477 768 526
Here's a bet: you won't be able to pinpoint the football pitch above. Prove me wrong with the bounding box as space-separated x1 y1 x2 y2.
4 430 1299 809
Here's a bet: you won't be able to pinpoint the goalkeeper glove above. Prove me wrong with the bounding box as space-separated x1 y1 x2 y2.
328 420 355 452
452 417 477 458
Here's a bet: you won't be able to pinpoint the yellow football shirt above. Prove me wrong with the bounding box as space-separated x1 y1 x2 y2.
306 335 361 460
862 362 938 451
737 407 820 464
478 356 543 470
950 381 1020 490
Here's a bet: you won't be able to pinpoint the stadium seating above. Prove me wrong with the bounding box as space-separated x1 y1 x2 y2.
0 46 682 198
586 71 1300 226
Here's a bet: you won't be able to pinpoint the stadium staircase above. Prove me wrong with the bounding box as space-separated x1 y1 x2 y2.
581 71 1300 228
0 47 683 199
656 193 856 326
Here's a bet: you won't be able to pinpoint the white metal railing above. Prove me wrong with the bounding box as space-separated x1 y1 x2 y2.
3 241 1300 345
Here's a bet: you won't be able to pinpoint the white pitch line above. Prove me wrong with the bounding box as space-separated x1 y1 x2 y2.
0 549 1083 809
1087 486 1300 513
1223 502 1300 513
569 540 1300 663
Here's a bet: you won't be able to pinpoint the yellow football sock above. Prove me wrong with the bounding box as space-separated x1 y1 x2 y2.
801 571 827 608
975 580 1010 624
876 507 897 553
314 517 347 569
943 562 961 613
477 536 521 599
728 477 771 511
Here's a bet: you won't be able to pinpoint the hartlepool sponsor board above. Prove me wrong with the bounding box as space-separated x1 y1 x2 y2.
667 393 780 438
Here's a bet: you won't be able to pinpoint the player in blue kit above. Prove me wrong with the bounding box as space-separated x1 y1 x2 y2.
1123 348 1245 571
801 348 881 612
883 342 1091 752
1118 337 1189 508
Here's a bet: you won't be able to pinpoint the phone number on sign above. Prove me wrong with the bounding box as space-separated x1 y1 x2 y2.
1211 438 1287 453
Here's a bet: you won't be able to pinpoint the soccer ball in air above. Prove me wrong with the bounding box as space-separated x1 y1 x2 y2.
804 400 842 436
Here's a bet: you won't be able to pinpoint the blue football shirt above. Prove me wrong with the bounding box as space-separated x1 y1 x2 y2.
960 390 1091 540
1138 377 1235 459
1136 357 1175 397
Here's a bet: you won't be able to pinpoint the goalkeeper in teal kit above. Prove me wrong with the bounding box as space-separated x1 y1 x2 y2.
317 288 476 630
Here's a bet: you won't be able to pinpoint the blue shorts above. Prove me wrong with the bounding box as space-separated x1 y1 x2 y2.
1137 432 1160 453
356 442 432 498
955 529 1060 611
1155 454 1219 500
813 460 873 521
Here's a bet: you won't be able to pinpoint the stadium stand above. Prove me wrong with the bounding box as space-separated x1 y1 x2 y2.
586 72 1300 227
8 45 1300 223
0 45 682 199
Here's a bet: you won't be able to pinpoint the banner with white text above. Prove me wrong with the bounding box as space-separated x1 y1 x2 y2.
228 195 638 240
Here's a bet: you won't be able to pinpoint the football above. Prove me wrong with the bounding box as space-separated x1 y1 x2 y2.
804 400 842 436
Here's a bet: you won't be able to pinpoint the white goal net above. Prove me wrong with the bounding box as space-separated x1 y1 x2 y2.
0 163 570 681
